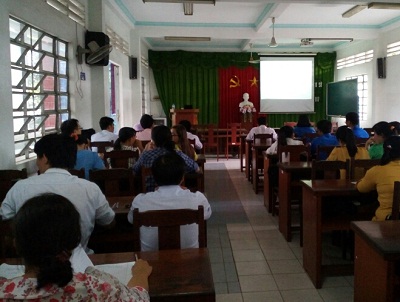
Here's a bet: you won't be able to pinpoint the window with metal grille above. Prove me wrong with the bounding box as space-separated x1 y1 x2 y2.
337 50 374 69
106 27 129 56
45 0 85 26
9 16 70 162
387 41 400 57
346 75 368 121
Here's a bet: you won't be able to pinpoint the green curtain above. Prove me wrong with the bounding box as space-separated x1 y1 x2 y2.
149 50 259 125
267 52 336 127
148 50 335 127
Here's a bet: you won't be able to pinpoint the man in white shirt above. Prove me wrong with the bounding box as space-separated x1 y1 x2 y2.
128 152 211 251
246 116 277 142
91 116 119 143
0 134 115 254
179 120 203 152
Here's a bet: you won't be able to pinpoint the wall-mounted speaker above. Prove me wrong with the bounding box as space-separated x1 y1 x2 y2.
377 57 386 79
85 31 110 66
129 57 138 79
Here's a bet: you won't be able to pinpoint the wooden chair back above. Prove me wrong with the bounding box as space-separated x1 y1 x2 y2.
0 169 28 201
355 137 369 146
89 168 136 197
202 124 219 160
0 218 17 263
226 123 241 159
67 168 85 179
132 205 205 251
278 144 310 162
184 171 204 193
391 181 400 220
302 132 318 144
91 141 114 154
350 158 381 180
253 133 274 146
316 145 336 160
141 166 154 193
104 149 139 169
311 159 350 180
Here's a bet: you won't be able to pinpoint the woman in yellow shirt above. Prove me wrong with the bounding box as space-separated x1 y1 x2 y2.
357 135 400 221
327 125 369 179
171 124 198 160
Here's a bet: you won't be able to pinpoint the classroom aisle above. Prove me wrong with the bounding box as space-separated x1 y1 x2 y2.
204 159 354 302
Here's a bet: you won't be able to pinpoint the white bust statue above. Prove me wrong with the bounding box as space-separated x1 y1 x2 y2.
239 92 254 108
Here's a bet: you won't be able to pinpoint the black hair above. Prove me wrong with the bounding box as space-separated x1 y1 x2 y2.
13 193 81 289
151 125 175 151
380 135 400 165
316 119 332 134
278 125 294 146
172 124 195 160
389 121 400 135
60 119 79 136
99 116 114 130
257 117 267 126
345 112 360 126
179 120 191 132
335 125 357 157
81 128 95 142
152 152 185 186
34 134 77 169
114 127 136 150
75 135 87 145
296 114 312 127
140 114 154 129
373 121 392 139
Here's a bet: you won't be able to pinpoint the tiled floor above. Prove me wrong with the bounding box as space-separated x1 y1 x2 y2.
204 159 354 302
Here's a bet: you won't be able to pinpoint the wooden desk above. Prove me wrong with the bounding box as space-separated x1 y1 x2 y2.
351 221 400 302
278 162 312 241
239 134 247 172
90 248 215 302
245 140 252 181
301 179 360 288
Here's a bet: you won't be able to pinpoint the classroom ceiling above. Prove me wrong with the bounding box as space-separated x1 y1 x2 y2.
109 0 400 53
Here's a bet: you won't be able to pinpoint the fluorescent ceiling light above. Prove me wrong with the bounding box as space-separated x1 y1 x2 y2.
368 2 400 9
164 36 211 41
306 38 353 42
143 0 215 4
342 5 367 18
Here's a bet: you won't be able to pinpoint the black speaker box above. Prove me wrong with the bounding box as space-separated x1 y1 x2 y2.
377 57 386 79
85 31 110 66
129 57 138 79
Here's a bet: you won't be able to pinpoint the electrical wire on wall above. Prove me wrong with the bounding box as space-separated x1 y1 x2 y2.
75 22 84 99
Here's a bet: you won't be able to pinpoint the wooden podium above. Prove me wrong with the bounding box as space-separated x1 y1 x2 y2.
170 109 199 126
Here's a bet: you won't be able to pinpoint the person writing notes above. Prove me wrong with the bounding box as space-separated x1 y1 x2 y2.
0 193 152 301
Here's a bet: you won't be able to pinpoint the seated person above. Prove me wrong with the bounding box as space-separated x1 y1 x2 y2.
0 193 151 301
91 116 118 143
389 121 400 135
0 134 115 254
60 118 82 140
133 125 199 192
171 124 197 160
246 116 277 143
327 125 369 179
357 135 400 221
136 114 154 141
74 135 105 179
365 121 391 159
310 119 338 159
128 153 212 251
293 114 315 139
179 120 203 152
112 127 143 168
345 111 369 138
266 125 303 155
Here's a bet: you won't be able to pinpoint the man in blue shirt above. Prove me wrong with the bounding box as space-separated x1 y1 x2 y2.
345 112 369 138
311 120 338 159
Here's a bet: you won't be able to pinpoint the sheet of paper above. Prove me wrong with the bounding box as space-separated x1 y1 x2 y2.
95 261 135 285
0 263 25 279
70 245 93 273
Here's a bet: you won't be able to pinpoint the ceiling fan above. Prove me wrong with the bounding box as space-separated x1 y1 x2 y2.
269 17 278 48
248 43 260 64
